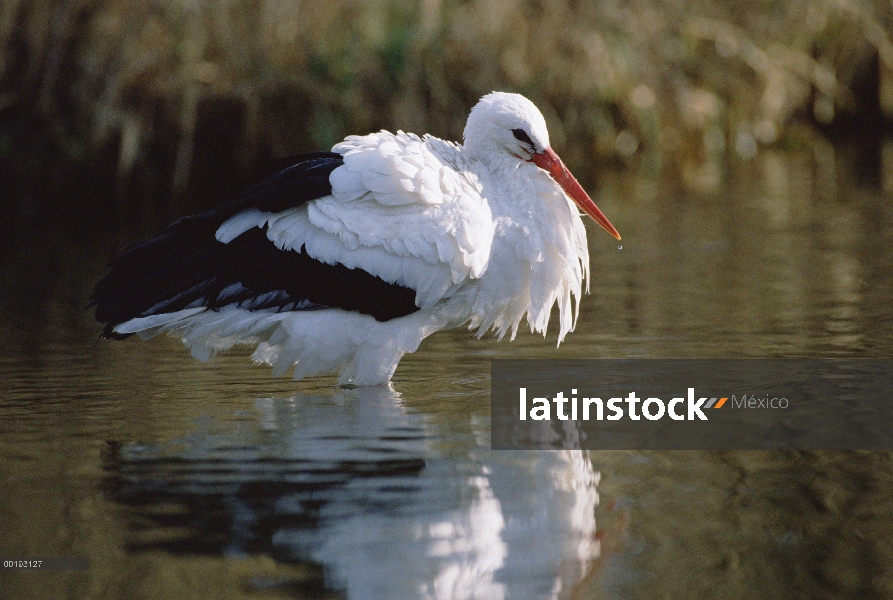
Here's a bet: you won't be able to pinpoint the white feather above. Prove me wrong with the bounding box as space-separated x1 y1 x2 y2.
114 307 206 335
216 208 269 243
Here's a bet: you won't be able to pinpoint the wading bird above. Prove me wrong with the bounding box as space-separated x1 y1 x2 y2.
91 92 620 386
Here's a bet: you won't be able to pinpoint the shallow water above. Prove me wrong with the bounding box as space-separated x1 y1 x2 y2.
1 148 892 599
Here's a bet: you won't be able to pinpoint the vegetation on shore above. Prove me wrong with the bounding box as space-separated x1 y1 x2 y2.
1 0 891 213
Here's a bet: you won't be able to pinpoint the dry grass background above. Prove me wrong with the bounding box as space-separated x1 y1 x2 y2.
1 0 892 212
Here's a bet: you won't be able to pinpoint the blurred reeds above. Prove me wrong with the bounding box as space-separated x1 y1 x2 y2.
1 0 892 216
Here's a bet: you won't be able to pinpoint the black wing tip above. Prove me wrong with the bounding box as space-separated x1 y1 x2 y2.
87 296 129 340
265 152 344 177
99 323 133 341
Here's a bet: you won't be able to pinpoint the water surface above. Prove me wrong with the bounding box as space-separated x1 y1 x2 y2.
1 148 892 599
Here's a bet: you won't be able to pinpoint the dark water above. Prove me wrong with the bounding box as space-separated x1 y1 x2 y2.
1 148 892 599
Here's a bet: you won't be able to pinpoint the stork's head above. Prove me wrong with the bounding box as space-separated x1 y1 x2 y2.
464 92 621 241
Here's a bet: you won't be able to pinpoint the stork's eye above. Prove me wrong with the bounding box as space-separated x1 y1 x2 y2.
511 128 536 150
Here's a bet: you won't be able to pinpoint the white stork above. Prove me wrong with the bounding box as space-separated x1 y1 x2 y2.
91 92 620 386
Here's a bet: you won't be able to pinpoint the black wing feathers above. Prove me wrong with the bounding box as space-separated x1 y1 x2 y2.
215 228 418 319
90 153 420 338
210 152 345 220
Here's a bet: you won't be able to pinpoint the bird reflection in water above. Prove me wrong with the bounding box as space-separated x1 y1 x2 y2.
103 386 600 599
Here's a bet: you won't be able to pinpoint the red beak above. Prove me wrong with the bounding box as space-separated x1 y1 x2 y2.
530 148 621 240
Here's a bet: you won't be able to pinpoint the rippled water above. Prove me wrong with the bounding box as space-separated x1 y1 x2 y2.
1 148 892 599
